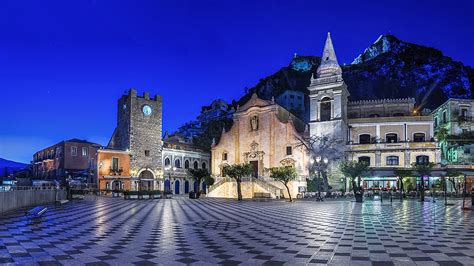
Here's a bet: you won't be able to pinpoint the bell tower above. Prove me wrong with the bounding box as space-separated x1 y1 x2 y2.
308 33 349 141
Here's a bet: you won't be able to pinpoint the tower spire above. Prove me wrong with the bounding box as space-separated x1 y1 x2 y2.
316 32 342 78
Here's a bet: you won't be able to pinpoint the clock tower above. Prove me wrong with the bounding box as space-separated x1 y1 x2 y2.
108 89 163 189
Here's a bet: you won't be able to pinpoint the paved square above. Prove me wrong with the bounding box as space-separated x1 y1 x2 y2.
1 197 473 265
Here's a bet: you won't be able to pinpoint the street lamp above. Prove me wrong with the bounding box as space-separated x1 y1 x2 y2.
311 156 328 201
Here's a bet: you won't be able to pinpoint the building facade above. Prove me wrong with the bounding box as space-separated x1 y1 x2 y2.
210 93 309 199
276 90 305 117
432 98 474 165
97 149 131 191
33 139 100 184
162 133 210 194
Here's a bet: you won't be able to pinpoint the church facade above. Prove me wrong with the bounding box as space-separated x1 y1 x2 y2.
209 93 309 199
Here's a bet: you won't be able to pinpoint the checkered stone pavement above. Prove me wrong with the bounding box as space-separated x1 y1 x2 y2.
0 196 473 265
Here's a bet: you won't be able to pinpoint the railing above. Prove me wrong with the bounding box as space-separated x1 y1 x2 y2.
0 186 61 192
208 177 231 193
207 176 284 198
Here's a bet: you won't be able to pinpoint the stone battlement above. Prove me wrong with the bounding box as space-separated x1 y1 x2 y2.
348 98 415 106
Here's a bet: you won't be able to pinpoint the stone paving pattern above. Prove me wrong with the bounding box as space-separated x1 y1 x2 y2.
0 196 473 265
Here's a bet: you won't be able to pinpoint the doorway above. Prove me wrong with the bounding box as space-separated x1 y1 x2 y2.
250 160 258 178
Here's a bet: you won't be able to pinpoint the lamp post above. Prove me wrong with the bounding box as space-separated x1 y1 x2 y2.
310 156 328 202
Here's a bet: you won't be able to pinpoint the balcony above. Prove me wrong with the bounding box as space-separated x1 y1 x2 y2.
347 140 437 151
109 167 124 176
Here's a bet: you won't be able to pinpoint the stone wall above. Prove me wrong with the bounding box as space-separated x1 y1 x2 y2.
0 189 67 214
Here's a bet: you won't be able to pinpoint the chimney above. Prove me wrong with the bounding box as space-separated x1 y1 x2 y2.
144 92 150 100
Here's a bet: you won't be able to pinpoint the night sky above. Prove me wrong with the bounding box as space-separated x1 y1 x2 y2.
1 0 473 163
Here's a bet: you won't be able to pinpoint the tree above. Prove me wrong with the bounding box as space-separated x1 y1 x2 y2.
412 162 435 202
394 168 412 200
296 135 344 192
223 163 253 201
270 166 298 202
187 168 210 198
204 175 215 187
339 161 369 202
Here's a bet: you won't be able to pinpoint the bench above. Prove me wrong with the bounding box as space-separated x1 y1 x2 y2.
56 199 69 205
25 206 48 218
254 192 271 199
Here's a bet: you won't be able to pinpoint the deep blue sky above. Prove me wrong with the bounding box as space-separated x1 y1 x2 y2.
1 0 473 163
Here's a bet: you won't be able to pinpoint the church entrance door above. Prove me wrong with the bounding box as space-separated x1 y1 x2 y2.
250 161 258 178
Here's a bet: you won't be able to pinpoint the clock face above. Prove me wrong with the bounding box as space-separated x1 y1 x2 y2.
142 105 152 116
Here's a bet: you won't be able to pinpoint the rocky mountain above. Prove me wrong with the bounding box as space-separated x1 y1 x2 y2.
239 34 473 111
0 158 28 177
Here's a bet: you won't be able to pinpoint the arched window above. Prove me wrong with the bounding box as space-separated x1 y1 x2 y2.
164 157 171 166
386 156 399 166
175 159 181 168
359 134 371 144
413 133 426 142
386 133 398 143
416 155 429 165
358 156 371 165
193 161 198 169
202 162 206 169
184 160 190 169
320 97 331 122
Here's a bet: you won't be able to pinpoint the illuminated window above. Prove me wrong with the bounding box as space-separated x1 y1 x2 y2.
112 157 119 171
386 156 399 166
82 147 88 157
416 155 429 165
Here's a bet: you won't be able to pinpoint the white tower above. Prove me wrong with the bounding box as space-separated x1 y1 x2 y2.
308 33 349 141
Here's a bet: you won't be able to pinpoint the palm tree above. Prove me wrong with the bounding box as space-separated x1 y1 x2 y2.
269 166 298 202
223 163 253 200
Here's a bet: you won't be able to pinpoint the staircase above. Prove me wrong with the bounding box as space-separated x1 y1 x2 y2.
207 176 284 199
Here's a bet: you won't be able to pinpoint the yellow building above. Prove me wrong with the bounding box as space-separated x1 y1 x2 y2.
209 93 308 199
347 112 440 190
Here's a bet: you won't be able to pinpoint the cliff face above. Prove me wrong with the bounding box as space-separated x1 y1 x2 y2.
241 34 473 111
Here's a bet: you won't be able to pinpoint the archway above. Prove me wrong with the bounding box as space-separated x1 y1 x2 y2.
174 180 180 194
164 179 171 192
194 181 199 192
320 97 331 121
139 170 155 191
184 180 190 193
